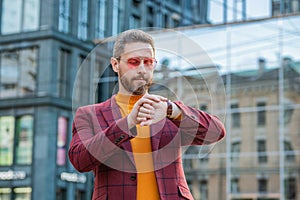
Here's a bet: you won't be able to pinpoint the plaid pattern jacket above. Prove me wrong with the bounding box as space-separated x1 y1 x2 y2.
69 95 225 200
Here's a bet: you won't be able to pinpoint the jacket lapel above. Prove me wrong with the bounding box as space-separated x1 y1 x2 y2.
105 95 135 165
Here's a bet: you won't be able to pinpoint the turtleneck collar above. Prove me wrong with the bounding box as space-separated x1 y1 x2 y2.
115 93 144 106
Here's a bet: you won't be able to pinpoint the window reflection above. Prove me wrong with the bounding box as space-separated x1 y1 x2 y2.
0 115 33 166
231 141 240 162
1 0 40 34
257 102 266 126
14 187 31 200
23 0 40 31
258 177 268 193
155 14 300 200
0 116 15 166
257 140 267 164
96 0 107 38
0 48 37 98
231 103 241 128
284 141 295 162
56 116 68 166
16 115 33 165
78 0 89 40
0 188 11 200
58 0 71 33
57 49 70 98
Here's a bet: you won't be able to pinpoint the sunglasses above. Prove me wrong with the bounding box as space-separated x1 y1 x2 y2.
118 57 157 69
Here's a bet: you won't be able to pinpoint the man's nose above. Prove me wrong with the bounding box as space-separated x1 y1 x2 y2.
137 62 147 73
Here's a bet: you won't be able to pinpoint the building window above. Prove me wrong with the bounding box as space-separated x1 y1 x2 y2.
199 180 208 200
0 187 31 200
14 187 32 200
257 140 267 164
0 116 15 166
272 0 300 16
0 188 11 199
78 0 89 40
231 141 240 162
56 188 67 200
75 55 91 104
97 60 118 102
173 18 180 27
0 115 34 166
15 115 33 165
284 105 294 124
96 0 107 39
112 0 119 35
199 145 210 164
231 103 240 128
1 0 40 34
57 49 71 98
183 146 196 170
284 141 295 162
57 116 68 166
58 0 71 33
0 48 38 99
257 102 266 126
129 15 141 29
184 0 193 10
231 178 239 193
163 13 169 28
285 177 296 199
258 178 268 193
76 189 87 200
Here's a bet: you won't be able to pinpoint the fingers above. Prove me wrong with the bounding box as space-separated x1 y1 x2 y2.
130 94 168 127
137 103 154 122
142 94 168 103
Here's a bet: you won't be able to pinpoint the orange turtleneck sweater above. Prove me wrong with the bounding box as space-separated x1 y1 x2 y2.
115 93 160 200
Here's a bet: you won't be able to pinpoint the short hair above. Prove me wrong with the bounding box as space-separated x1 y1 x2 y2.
113 29 155 58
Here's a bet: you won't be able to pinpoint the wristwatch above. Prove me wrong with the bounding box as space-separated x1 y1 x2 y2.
166 100 173 119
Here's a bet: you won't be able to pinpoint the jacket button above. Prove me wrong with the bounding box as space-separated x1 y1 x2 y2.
130 175 136 181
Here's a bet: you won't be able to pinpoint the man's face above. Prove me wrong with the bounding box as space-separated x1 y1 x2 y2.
113 42 155 95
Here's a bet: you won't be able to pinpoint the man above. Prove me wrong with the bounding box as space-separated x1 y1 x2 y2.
69 29 226 200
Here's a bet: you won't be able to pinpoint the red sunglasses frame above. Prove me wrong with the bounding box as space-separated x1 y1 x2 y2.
117 57 157 69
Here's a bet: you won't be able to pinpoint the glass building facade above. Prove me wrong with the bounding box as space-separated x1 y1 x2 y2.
152 15 300 200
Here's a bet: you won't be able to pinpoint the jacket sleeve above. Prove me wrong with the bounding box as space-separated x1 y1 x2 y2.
68 105 136 172
171 101 226 146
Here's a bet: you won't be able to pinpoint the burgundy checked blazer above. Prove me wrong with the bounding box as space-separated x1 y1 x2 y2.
69 95 226 200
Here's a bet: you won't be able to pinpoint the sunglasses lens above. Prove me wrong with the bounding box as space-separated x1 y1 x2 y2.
127 58 141 67
143 58 154 65
125 57 157 68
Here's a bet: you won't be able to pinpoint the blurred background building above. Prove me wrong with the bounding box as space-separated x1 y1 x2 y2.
0 0 300 200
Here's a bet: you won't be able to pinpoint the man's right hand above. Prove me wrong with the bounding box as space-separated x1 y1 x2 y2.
127 94 167 128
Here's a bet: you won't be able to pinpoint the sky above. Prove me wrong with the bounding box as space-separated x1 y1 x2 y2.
209 0 271 24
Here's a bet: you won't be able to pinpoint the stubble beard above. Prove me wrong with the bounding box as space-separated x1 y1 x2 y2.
120 75 153 95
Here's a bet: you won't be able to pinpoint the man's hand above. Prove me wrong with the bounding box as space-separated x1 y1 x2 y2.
127 94 167 128
139 99 168 126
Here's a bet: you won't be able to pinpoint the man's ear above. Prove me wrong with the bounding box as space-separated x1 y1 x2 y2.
111 57 119 72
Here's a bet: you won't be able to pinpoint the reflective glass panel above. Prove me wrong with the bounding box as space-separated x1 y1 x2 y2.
1 0 40 34
0 116 15 166
56 116 68 166
0 48 37 98
15 115 33 165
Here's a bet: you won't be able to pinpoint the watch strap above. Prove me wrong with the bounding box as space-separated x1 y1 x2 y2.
166 100 173 118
